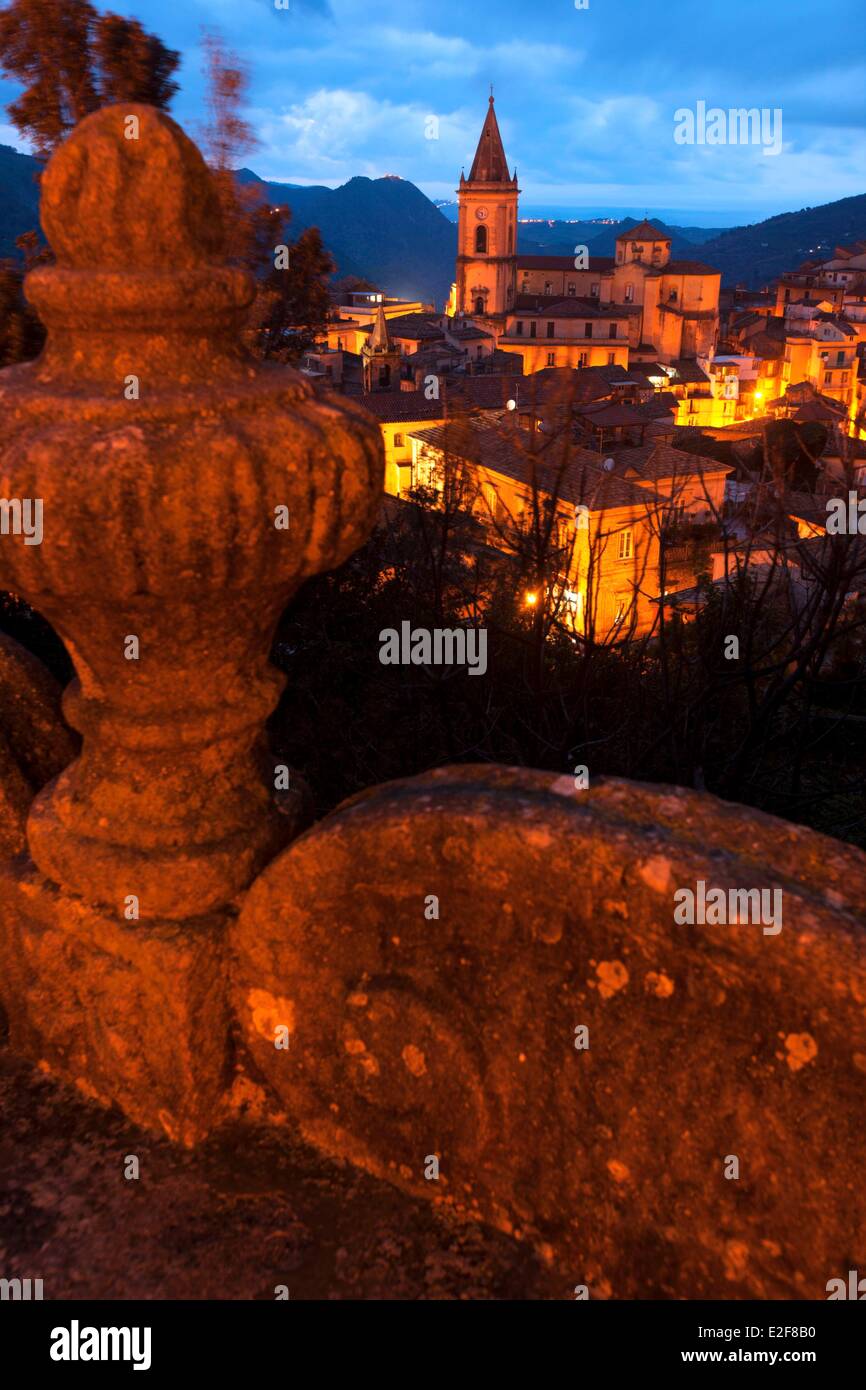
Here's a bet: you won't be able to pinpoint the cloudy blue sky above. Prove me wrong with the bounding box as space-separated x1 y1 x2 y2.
1 0 864 225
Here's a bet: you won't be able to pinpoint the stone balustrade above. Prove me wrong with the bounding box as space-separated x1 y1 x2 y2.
0 106 864 1296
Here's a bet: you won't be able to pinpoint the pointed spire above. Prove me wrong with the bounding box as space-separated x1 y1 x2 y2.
468 92 513 184
369 301 392 352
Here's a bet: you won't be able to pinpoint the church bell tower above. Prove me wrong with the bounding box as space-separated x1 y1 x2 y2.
455 93 519 323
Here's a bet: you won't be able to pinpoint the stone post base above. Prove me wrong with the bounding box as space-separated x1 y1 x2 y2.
0 858 231 1145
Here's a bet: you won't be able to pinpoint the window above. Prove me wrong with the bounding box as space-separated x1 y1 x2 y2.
544 281 553 295
609 323 617 339
508 225 514 254
394 433 404 447
624 284 634 303
477 345 483 358
483 483 498 518
590 282 600 298
836 351 845 366
567 282 576 296
824 371 832 384
668 288 678 303
475 297 485 315
842 372 849 384
607 352 616 365
516 321 524 335
547 322 555 338
530 322 537 338
547 352 556 366
585 323 593 338
617 528 633 561
475 225 488 254
578 352 588 367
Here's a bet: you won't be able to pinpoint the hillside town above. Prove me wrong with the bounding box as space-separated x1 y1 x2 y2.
304 97 866 642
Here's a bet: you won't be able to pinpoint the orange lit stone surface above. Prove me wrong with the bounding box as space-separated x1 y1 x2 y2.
232 767 866 1297
0 104 383 1140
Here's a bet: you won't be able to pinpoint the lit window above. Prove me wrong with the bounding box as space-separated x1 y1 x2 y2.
617 529 633 561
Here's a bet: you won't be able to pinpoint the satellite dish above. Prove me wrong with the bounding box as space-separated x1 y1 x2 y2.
603 457 615 471
506 399 517 411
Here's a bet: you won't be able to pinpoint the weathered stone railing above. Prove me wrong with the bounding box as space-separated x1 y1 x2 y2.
0 104 382 1140
1 107 864 1297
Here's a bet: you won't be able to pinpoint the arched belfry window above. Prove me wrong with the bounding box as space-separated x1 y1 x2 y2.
508 224 514 254
475 225 488 254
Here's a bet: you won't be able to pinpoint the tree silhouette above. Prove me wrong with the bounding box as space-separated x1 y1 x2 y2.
0 0 179 155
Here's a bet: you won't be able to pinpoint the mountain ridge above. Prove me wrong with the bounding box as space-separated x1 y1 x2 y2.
1 143 864 299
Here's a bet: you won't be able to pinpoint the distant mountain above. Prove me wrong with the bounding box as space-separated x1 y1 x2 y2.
516 216 721 262
3 142 864 304
238 168 457 307
0 147 460 306
0 143 41 257
697 193 866 288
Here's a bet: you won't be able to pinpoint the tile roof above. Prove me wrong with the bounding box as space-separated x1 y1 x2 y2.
357 375 526 423
612 442 732 481
663 259 721 276
448 325 493 339
575 401 650 427
616 221 670 241
668 359 711 385
358 393 450 423
357 313 444 341
407 418 662 512
513 294 629 319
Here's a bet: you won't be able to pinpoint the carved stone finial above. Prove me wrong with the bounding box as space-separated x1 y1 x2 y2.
0 104 383 1139
40 104 225 271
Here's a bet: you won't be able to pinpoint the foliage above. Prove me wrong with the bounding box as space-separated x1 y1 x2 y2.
0 0 179 155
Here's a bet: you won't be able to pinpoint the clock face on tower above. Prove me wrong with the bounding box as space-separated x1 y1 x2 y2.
475 207 489 220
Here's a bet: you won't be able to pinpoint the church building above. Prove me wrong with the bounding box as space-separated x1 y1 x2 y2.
449 97 721 371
